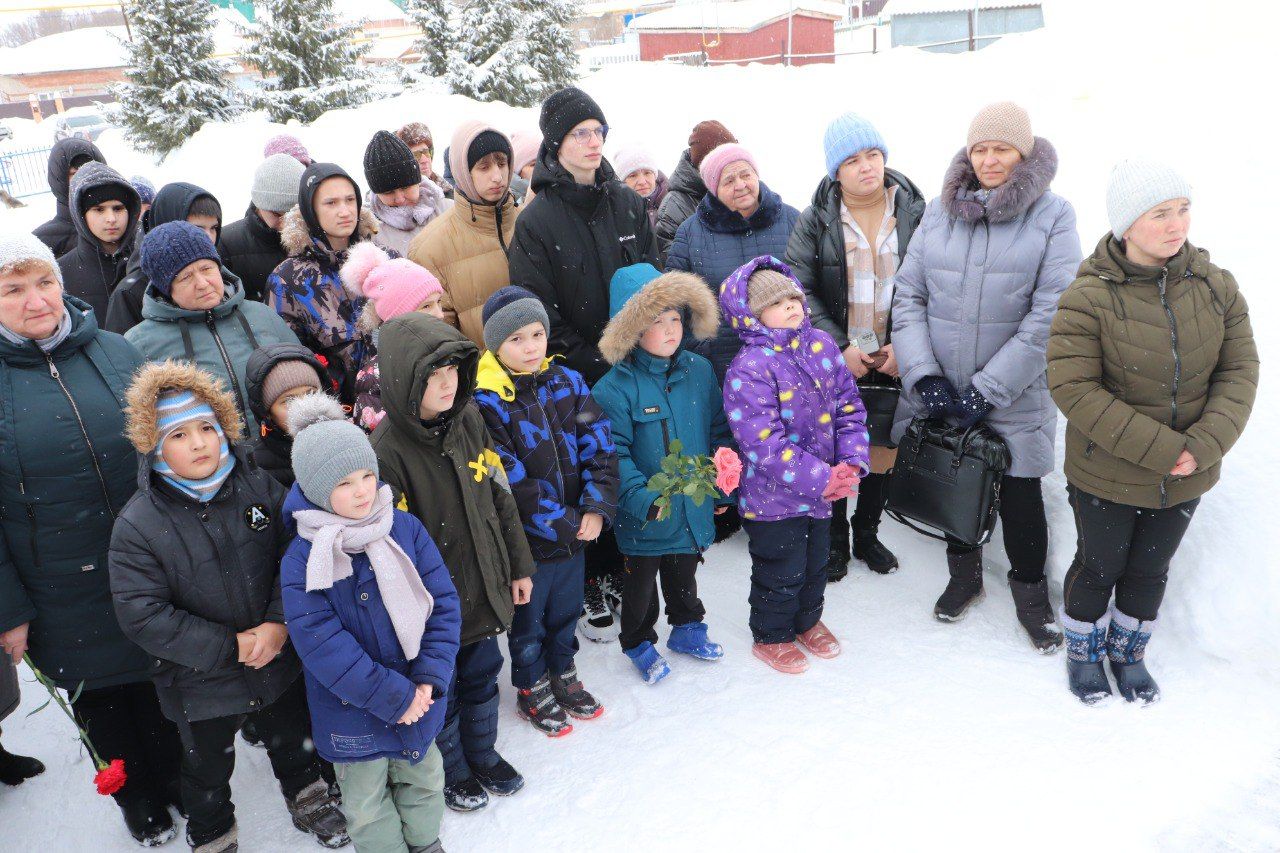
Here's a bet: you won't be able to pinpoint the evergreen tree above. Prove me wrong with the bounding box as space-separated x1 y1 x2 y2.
407 0 454 78
239 0 377 124
518 0 579 103
445 0 581 108
113 0 240 157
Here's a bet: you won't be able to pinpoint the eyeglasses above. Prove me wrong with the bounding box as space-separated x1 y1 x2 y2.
567 124 609 144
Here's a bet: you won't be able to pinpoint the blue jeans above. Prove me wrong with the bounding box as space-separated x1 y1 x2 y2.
507 551 585 689
743 516 831 644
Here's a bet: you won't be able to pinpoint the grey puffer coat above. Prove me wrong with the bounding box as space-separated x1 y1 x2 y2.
890 137 1082 477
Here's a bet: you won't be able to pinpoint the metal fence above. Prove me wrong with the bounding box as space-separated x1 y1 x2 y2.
0 146 52 199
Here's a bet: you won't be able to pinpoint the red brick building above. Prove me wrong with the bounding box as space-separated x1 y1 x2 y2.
631 0 844 65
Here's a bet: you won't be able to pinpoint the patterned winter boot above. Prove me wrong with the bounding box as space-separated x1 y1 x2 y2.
1106 606 1160 705
1061 611 1112 705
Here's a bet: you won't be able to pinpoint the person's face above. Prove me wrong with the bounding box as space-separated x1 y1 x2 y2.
0 263 65 339
67 164 81 186
836 149 885 197
716 161 760 215
169 259 224 311
625 169 656 197
186 213 219 244
409 142 433 176
257 208 286 231
268 385 316 429
519 163 535 181
314 176 358 239
417 292 445 319
558 120 606 177
85 200 129 247
759 296 804 330
1124 198 1191 264
419 363 459 419
375 183 421 208
160 420 221 480
969 141 1023 189
639 308 682 358
329 469 377 519
470 152 511 203
496 321 548 374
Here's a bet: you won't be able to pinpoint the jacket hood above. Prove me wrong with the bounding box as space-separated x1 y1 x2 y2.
124 359 246 455
377 313 479 438
666 150 704 198
139 267 248 321
475 349 555 402
148 182 220 235
718 255 810 347
530 143 619 195
942 136 1058 224
68 161 141 252
808 167 926 215
367 177 448 233
448 120 514 205
245 341 330 427
280 203 379 258
47 137 105 209
599 269 718 365
298 162 363 241
0 294 98 365
697 182 784 235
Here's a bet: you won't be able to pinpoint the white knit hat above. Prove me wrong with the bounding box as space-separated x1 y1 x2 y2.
0 233 61 282
611 144 660 181
1106 159 1192 240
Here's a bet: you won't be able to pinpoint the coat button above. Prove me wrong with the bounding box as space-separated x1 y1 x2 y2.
360 592 369 601
412 751 419 759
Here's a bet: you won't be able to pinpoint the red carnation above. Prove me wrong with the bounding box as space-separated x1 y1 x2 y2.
94 759 127 796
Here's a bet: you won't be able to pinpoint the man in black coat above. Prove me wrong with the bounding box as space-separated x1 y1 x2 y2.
33 137 107 257
654 119 736 264
220 153 308 304
56 162 140 320
507 86 658 386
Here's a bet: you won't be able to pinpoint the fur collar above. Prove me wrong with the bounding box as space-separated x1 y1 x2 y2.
942 136 1058 224
280 204 380 258
697 183 784 234
124 359 245 454
598 270 718 366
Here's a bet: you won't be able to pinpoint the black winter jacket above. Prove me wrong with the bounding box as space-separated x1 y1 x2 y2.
33 138 106 258
221 205 286 304
56 163 141 320
244 342 332 487
654 150 704 264
507 150 658 385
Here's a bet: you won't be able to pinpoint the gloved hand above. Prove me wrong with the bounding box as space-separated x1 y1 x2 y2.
953 385 995 428
915 375 961 419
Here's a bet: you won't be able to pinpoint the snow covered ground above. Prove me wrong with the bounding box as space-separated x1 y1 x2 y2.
3 0 1279 849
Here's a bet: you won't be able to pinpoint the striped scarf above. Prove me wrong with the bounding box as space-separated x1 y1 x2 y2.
152 389 234 502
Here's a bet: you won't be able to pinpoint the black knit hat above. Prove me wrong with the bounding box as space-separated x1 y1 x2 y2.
79 181 134 215
467 130 514 172
539 86 607 152
363 130 422 194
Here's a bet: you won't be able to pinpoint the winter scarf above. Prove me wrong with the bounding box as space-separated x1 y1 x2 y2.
0 309 72 352
369 179 448 233
292 484 434 659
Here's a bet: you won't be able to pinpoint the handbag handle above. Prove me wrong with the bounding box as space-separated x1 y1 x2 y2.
950 423 984 470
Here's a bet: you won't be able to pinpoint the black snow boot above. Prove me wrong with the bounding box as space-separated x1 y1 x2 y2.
0 743 45 786
120 793 176 847
443 775 489 812
934 551 984 621
853 528 899 575
826 546 850 583
472 757 525 796
1106 606 1160 705
1062 611 1112 705
549 665 603 720
287 779 350 848
1009 579 1064 653
515 674 573 737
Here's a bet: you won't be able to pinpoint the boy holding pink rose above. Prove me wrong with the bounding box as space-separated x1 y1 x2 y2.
592 264 741 684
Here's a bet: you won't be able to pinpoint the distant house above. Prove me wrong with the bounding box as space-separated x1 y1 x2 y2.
886 0 1044 53
575 0 677 47
632 0 845 65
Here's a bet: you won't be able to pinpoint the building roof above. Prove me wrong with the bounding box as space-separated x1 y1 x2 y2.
579 0 675 17
630 0 845 32
0 26 129 75
884 0 1039 14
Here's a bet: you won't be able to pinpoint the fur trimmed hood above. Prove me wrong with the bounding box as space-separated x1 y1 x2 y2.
599 270 718 365
280 204 380 258
942 136 1058 224
125 359 245 454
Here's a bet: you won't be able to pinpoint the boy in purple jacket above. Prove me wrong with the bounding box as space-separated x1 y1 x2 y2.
721 256 870 675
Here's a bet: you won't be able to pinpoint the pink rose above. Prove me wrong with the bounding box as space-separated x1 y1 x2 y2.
713 447 742 494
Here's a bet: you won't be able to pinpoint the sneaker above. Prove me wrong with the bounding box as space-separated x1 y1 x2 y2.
578 577 618 643
796 621 841 659
665 622 723 661
601 571 624 618
515 674 573 737
472 757 525 796
287 779 350 848
623 641 671 684
443 776 488 812
549 665 604 719
751 642 808 674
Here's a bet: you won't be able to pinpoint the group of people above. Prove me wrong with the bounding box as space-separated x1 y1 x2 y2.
0 84 1258 853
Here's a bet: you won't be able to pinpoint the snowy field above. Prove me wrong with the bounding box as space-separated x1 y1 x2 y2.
2 0 1279 849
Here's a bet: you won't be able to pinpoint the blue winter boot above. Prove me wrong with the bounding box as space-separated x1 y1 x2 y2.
462 694 524 797
1061 611 1112 705
1106 606 1160 705
437 715 488 812
665 622 724 661
623 641 671 684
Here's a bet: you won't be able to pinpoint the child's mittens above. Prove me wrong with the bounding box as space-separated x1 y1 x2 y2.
713 447 743 494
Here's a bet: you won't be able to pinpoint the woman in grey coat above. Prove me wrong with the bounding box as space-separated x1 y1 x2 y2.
891 102 1082 649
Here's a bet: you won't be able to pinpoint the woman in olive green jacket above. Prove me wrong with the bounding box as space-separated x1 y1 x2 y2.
1047 160 1258 707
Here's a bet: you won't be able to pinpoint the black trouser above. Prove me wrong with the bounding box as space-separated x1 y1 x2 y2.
829 472 889 553
71 680 183 812
584 527 624 584
1063 486 1199 623
181 676 322 845
743 516 831 644
618 553 706 651
945 475 1047 584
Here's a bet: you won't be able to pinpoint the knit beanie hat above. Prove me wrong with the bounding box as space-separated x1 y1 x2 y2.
264 133 312 166
395 122 433 151
966 101 1034 158
262 360 323 411
78 180 134 215
1106 159 1192 240
0 233 61 282
688 120 736 168
289 393 379 512
510 130 540 175
612 145 659 181
252 153 307 213
823 113 888 179
747 268 801 316
482 286 549 354
364 130 422 195
340 242 442 324
140 221 222 296
467 130 513 172
152 388 234 503
699 143 758 194
131 175 156 206
539 86 607 152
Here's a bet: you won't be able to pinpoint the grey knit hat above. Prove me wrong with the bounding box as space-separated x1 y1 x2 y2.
288 393 378 512
252 153 307 213
966 101 1033 158
1106 159 1192 240
481 285 550 354
747 268 801 317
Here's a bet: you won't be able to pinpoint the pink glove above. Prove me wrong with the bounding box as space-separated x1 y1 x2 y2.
713 447 742 494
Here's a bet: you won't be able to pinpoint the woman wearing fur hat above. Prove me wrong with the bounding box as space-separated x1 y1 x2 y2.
891 101 1082 648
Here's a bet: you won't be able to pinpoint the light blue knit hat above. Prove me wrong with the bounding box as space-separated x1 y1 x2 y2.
823 113 888 180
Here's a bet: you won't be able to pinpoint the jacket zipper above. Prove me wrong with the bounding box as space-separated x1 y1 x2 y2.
45 354 115 519
1156 268 1181 429
19 482 40 568
206 312 246 413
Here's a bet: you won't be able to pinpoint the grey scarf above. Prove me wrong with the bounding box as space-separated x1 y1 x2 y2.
0 308 72 353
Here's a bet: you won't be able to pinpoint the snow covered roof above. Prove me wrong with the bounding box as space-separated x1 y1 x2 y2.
630 0 845 31
0 26 128 76
883 0 1040 15
579 0 675 17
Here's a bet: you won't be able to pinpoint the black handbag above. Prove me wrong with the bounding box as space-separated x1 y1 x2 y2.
883 418 1011 547
858 384 900 447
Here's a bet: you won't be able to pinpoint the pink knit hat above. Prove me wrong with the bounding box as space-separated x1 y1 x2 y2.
510 129 541 176
341 242 442 324
699 143 758 193
263 134 312 166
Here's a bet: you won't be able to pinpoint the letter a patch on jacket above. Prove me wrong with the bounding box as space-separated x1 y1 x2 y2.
245 504 271 532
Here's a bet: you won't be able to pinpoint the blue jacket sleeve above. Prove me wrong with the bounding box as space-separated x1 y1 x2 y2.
404 515 461 695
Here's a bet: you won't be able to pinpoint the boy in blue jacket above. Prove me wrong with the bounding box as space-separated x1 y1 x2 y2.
592 265 737 683
281 394 461 853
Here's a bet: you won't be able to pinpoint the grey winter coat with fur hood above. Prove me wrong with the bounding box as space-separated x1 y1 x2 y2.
890 138 1082 477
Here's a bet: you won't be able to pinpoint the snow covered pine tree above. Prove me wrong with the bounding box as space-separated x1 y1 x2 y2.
445 0 581 108
408 0 455 78
114 0 240 157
